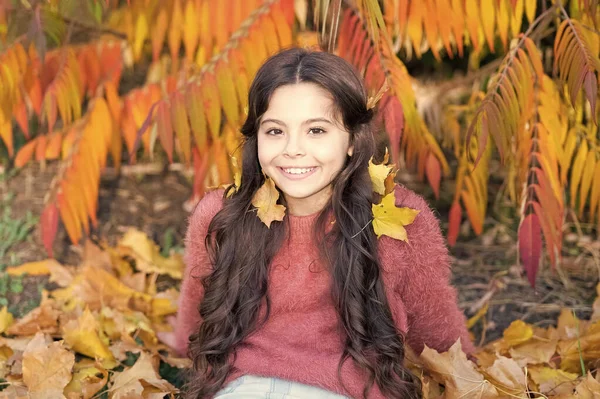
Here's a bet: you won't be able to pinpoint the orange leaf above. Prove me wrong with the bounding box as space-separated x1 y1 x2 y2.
186 82 208 151
156 101 174 163
152 8 168 62
201 71 222 140
447 200 462 246
14 138 37 168
170 91 191 164
425 152 441 199
215 59 240 126
183 0 199 62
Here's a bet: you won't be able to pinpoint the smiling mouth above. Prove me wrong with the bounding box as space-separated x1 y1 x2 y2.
279 167 316 175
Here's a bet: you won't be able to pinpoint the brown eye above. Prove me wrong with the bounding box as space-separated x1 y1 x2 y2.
309 128 325 135
266 129 283 135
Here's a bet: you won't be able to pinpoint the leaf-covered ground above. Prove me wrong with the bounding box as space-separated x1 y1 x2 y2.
1 163 599 398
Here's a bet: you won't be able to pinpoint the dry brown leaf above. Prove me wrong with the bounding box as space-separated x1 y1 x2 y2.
81 239 115 273
62 308 117 369
484 355 527 396
572 371 600 398
591 283 600 322
47 260 75 287
419 340 498 398
110 351 176 398
6 296 60 336
251 177 286 228
528 365 579 395
22 332 75 398
121 272 148 292
0 383 29 399
557 308 582 340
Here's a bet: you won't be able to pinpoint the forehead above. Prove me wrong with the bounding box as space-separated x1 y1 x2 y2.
261 82 338 122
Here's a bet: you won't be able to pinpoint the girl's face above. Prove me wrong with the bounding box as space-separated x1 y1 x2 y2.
257 82 353 216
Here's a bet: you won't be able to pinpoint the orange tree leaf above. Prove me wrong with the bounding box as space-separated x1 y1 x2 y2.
152 7 168 62
372 192 420 241
183 0 199 62
215 58 240 127
251 177 286 228
447 200 462 246
156 100 174 163
170 91 191 165
425 152 441 199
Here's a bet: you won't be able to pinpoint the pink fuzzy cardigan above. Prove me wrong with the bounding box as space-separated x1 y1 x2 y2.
174 185 475 398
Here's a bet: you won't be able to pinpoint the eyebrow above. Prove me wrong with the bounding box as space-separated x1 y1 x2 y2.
260 117 333 126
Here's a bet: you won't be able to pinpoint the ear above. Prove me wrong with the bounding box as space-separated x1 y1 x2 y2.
347 145 354 157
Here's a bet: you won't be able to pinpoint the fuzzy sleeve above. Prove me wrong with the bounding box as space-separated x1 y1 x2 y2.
173 189 225 357
392 186 475 356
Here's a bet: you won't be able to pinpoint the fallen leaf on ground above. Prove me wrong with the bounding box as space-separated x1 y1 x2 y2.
251 177 286 228
528 366 579 395
22 332 74 398
118 228 184 279
419 340 498 398
0 307 14 334
63 362 108 399
5 259 57 276
6 296 60 336
62 307 117 369
502 319 534 347
110 351 176 398
483 355 527 396
372 192 420 241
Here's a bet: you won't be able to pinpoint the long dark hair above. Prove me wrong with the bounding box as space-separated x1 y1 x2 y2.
184 47 421 398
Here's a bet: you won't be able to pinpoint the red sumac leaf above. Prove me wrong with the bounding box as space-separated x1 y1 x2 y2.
40 203 59 257
518 213 542 288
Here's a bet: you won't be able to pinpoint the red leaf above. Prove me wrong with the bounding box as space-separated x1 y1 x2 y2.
382 94 404 164
40 203 59 257
425 152 441 199
518 213 542 288
447 201 462 246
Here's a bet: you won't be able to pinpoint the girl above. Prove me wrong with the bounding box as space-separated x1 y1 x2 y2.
168 47 475 398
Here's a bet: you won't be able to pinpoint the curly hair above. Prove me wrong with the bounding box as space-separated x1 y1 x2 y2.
183 47 422 399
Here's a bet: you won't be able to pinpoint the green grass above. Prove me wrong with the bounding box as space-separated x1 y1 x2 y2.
0 192 38 270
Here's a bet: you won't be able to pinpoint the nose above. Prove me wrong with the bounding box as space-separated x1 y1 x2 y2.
283 133 305 157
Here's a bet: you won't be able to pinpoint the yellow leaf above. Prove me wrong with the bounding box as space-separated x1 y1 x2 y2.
182 0 199 62
62 308 117 369
5 259 56 276
251 177 286 228
502 319 534 346
133 13 149 62
63 364 108 399
509 326 558 366
111 351 176 398
573 371 600 398
118 228 184 279
372 192 420 241
0 307 14 334
528 366 579 395
368 156 393 195
22 332 75 398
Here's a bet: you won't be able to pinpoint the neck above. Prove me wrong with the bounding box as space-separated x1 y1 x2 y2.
284 186 332 216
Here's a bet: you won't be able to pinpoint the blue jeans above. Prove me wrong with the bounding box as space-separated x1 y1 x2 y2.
214 375 351 398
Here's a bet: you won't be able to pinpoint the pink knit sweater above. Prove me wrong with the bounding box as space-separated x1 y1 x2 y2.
174 185 475 398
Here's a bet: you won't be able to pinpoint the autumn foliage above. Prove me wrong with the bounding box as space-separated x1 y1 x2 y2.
0 0 599 291
0 230 599 397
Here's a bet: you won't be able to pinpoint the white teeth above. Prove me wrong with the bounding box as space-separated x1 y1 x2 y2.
283 167 314 175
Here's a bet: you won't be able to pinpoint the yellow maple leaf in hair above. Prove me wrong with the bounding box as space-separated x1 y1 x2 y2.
368 148 396 196
251 177 286 228
372 192 420 242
